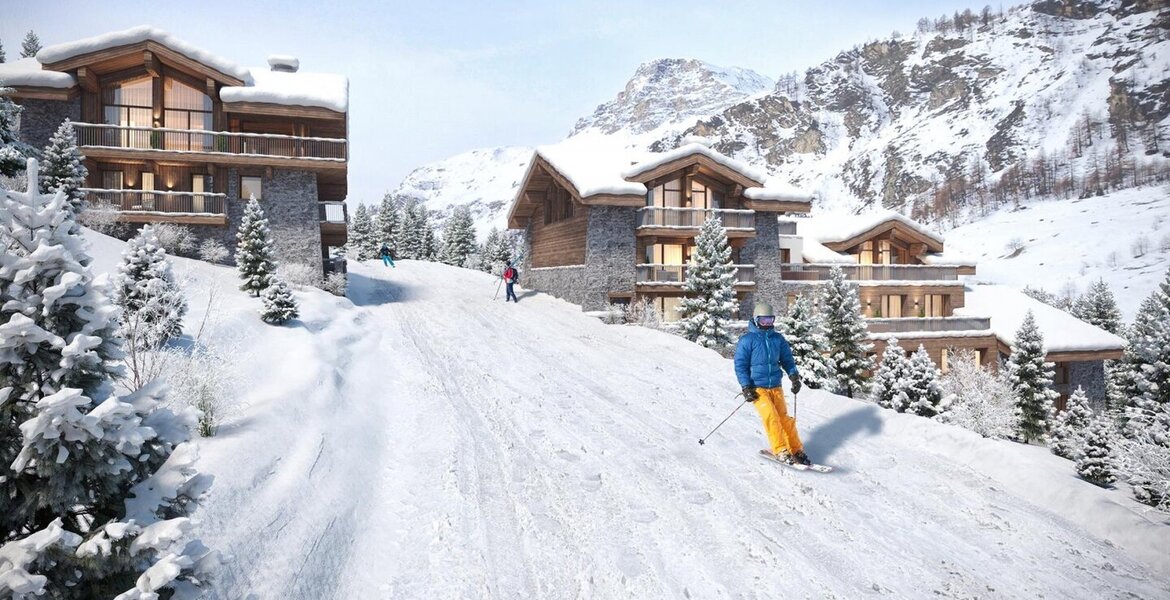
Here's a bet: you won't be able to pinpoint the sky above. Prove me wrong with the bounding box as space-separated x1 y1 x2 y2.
2 0 1001 205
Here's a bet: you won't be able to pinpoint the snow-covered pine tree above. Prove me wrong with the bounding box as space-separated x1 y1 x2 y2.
0 88 32 177
0 159 203 596
0 37 6 63
870 338 909 410
777 293 832 389
677 215 738 349
479 227 502 273
821 266 874 398
1076 415 1117 486
1071 278 1122 335
1125 267 1170 424
347 203 375 260
20 30 41 58
439 205 477 267
261 278 299 324
1050 386 1093 459
1007 310 1059 443
937 349 1018 439
418 203 438 260
396 199 422 260
1119 401 1170 510
39 119 88 223
114 225 187 350
374 193 400 255
903 344 944 417
236 196 276 296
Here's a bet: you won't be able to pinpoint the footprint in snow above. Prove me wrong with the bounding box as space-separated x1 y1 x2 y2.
685 491 713 505
629 508 659 524
556 450 580 462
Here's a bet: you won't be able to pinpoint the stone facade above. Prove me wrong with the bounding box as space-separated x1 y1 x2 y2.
739 212 796 317
15 98 81 150
229 168 323 274
525 265 589 306
582 206 637 311
1069 359 1107 408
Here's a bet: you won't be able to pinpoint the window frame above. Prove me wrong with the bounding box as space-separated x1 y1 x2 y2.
240 175 263 201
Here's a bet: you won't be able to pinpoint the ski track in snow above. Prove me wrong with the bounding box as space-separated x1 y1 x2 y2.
178 259 1170 600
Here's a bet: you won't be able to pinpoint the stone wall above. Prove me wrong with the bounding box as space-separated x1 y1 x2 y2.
582 205 636 311
739 212 794 317
16 98 81 150
1069 359 1107 409
525 265 588 306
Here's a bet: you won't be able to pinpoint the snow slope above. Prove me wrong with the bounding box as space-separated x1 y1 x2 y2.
945 184 1170 320
77 229 1170 598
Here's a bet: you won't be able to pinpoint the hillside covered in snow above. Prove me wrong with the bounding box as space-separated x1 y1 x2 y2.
77 229 1170 598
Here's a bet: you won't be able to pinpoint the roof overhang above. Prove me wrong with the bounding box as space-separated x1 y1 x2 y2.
6 86 79 101
507 153 643 228
744 198 812 213
223 101 346 121
822 219 945 254
41 40 246 87
625 152 764 189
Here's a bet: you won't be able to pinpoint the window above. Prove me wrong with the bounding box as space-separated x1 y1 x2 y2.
690 181 709 209
102 75 153 148
880 295 904 318
780 248 791 264
241 176 263 201
140 172 156 209
163 78 213 151
922 294 946 317
858 241 874 265
192 175 212 213
648 178 684 209
1053 363 1069 385
879 240 892 265
655 296 684 322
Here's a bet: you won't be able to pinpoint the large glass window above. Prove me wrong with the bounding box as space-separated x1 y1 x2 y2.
880 294 904 318
858 241 874 265
102 75 153 148
140 172 156 209
192 175 211 213
655 296 684 322
241 176 263 201
922 294 946 317
164 78 213 151
648 178 684 208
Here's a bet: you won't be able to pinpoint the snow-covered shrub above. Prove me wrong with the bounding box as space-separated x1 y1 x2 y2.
1050 387 1093 459
277 262 321 288
623 297 663 329
871 338 909 410
261 278 299 324
1007 310 1058 443
1106 250 1121 268
677 216 738 349
78 198 126 236
1076 416 1117 486
903 345 944 417
1117 402 1170 510
1005 237 1025 254
115 226 187 350
198 238 230 263
1021 285 1058 307
1131 234 1150 258
236 197 276 296
156 342 239 438
150 223 196 257
938 349 1018 439
323 272 348 296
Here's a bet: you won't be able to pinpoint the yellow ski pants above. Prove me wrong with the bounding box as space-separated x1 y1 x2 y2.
753 387 803 456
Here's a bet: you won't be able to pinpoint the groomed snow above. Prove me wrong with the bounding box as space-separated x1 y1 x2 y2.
76 229 1168 598
36 26 250 81
957 284 1127 353
0 58 76 89
221 68 348 113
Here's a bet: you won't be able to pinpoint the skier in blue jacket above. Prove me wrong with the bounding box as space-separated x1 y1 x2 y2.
735 302 809 465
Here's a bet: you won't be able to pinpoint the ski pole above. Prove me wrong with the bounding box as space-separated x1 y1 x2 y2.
493 276 503 300
698 393 746 445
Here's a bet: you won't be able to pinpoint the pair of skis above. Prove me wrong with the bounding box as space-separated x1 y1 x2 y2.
758 450 833 473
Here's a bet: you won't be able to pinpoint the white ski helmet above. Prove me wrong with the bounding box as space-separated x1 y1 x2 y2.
753 302 774 319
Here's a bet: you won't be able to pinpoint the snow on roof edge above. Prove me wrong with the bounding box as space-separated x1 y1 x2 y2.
37 25 251 82
621 143 767 184
0 57 76 89
955 284 1126 354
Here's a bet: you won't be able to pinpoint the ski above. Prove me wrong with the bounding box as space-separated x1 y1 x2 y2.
759 449 833 473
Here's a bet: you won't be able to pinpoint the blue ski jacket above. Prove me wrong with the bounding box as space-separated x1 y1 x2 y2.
734 320 799 389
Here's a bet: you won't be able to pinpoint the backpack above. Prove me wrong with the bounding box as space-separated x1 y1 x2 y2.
504 267 517 283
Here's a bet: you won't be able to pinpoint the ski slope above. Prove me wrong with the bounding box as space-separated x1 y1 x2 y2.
82 231 1170 598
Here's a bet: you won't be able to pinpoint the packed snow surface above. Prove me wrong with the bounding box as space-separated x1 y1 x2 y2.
958 284 1127 353
78 229 1169 598
0 58 76 88
36 25 251 81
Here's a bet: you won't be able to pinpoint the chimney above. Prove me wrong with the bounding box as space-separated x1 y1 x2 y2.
267 55 300 73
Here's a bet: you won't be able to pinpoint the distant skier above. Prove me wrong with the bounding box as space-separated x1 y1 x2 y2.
735 302 809 465
380 243 396 268
503 261 519 302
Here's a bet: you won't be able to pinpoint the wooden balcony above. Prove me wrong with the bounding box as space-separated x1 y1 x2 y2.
635 263 756 290
779 263 963 282
636 207 756 238
82 188 228 225
319 201 348 247
73 122 347 170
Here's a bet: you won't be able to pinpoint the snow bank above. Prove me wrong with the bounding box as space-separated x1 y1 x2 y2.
0 58 76 89
36 26 250 81
221 68 348 113
957 284 1127 353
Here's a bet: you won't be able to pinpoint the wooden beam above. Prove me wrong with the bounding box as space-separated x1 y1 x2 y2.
114 212 229 226
143 50 160 77
1045 349 1125 362
742 198 813 213
223 101 346 120
77 67 100 93
6 86 79 101
77 147 347 171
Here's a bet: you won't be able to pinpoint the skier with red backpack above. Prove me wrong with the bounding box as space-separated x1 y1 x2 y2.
503 262 519 303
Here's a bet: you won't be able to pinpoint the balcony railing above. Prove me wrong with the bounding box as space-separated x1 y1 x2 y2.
81 188 227 215
636 264 756 285
779 263 962 282
867 317 992 334
636 207 755 230
73 122 347 162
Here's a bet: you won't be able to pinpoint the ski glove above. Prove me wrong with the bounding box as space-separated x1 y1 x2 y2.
742 386 758 402
790 374 803 395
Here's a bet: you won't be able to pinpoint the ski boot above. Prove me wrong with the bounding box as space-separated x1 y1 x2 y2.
791 451 812 466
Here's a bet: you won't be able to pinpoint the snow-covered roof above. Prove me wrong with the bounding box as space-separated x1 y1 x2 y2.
795 234 855 264
621 142 767 184
221 68 348 113
744 179 810 203
921 252 977 267
955 284 1126 354
800 209 945 247
0 57 76 89
37 26 251 81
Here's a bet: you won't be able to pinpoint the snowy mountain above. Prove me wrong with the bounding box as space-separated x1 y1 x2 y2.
570 58 774 136
76 229 1170 597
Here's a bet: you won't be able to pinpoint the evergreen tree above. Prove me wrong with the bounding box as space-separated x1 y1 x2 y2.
0 159 203 596
903 344 944 417
1050 386 1093 459
1076 416 1117 486
1123 268 1170 427
1071 279 1122 334
347 203 376 260
0 37 6 63
0 88 32 177
20 30 42 59
1119 401 1170 509
870 338 910 410
417 203 437 260
777 293 832 389
1007 310 1059 443
821 266 874 398
39 119 88 223
677 216 738 349
236 196 276 296
261 278 299 324
114 225 187 349
374 193 400 254
439 205 477 267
